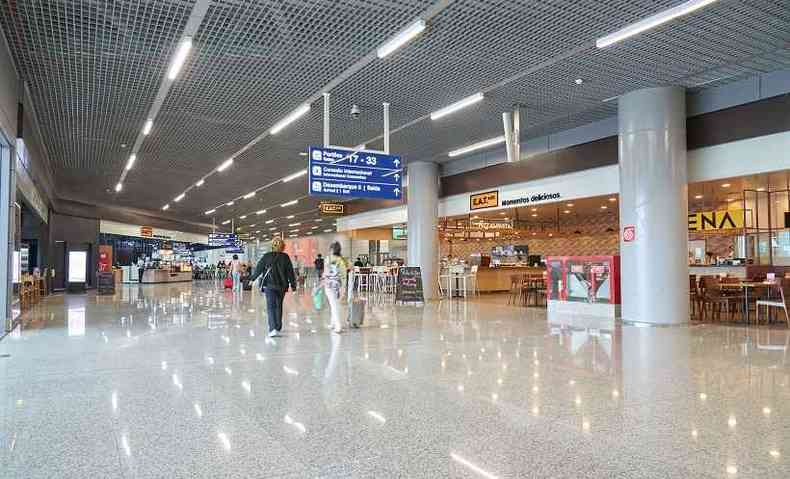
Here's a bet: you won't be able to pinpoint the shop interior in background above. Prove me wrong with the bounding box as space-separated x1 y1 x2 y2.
99 232 194 284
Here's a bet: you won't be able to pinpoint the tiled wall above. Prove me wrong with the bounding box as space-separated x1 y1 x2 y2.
441 213 620 258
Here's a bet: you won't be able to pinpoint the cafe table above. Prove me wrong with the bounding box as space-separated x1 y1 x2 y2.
721 281 772 323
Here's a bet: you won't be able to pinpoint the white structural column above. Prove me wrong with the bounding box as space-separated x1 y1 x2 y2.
407 161 439 299
619 86 689 324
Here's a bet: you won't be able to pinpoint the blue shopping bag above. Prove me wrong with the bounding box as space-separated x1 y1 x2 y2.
312 286 324 310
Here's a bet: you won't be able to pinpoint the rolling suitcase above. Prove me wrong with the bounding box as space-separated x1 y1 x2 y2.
223 276 233 289
347 299 364 328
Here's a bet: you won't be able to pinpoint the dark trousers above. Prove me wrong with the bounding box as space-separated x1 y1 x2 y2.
138 268 144 283
264 288 285 332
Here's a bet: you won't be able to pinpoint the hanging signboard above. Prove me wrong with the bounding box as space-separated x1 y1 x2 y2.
319 202 345 215
395 266 424 304
208 233 239 247
470 190 499 210
140 226 153 238
688 210 744 232
308 146 402 200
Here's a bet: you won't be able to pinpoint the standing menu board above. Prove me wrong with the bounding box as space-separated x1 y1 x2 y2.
395 266 424 304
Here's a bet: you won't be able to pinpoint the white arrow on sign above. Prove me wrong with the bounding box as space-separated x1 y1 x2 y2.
394 188 400 195
394 173 400 180
394 159 400 167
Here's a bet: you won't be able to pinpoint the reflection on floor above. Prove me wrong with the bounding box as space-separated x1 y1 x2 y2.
0 281 788 478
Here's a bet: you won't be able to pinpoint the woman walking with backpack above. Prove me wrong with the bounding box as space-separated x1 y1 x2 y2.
250 238 297 337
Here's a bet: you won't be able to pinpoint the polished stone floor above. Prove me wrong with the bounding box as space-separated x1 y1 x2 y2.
1 281 788 478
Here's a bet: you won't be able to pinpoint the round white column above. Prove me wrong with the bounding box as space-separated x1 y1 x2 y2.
407 161 439 299
619 86 689 324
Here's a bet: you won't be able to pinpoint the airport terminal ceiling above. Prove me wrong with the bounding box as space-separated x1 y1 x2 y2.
1 0 789 236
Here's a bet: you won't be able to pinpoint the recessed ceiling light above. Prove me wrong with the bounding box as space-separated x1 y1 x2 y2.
217 158 234 172
564 210 570 214
282 170 307 182
195 179 205 187
114 182 123 192
531 208 537 212
270 104 311 135
376 19 426 58
575 78 583 85
430 92 484 121
694 194 703 199
596 0 720 49
167 36 192 80
601 205 608 209
608 197 616 202
531 232 536 236
240 215 247 219
721 183 731 188
205 209 216 215
499 212 505 215
256 209 266 215
125 154 137 171
531 214 537 217
243 192 256 199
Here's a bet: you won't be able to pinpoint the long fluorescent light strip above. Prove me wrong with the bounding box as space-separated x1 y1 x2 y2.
281 200 298 207
143 120 153 135
256 210 266 215
222 220 230 225
448 136 506 157
596 0 719 48
195 179 205 187
162 204 170 211
217 158 233 172
174 193 185 202
282 170 307 182
243 192 256 199
430 92 484 120
377 19 426 58
270 104 310 134
115 183 122 192
125 154 137 171
205 209 216 215
167 37 193 80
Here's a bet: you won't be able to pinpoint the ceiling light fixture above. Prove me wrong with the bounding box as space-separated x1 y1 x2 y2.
289 223 301 227
226 201 234 206
167 36 193 80
721 183 731 188
265 219 274 224
575 78 583 85
222 220 231 225
162 204 170 211
596 0 719 48
286 215 295 219
281 200 298 207
125 154 137 171
282 169 307 182
142 119 153 135
448 136 506 157
430 92 484 120
324 229 333 233
115 182 122 192
217 158 234 172
695 194 703 199
243 192 256 199
240 215 247 220
270 104 311 134
377 19 426 58
174 193 185 202
608 197 616 202
195 179 205 187
269 227 277 231
256 209 266 215
205 209 216 215
601 205 608 209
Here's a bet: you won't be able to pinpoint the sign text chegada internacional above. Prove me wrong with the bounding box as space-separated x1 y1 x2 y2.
308 146 402 201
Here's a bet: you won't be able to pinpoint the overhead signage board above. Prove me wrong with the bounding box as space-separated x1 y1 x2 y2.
470 190 499 210
308 146 402 200
208 233 240 247
319 202 345 215
688 210 744 232
141 226 153 238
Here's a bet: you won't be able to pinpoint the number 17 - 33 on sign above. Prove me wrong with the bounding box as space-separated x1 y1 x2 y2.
308 146 402 200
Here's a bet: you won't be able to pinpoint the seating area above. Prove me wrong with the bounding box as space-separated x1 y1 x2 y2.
353 266 399 295
508 272 547 307
438 264 480 298
18 270 48 310
690 274 790 327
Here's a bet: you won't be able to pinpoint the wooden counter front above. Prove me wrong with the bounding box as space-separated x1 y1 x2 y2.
476 266 544 292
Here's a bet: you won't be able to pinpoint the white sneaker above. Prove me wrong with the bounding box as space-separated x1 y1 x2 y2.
268 330 279 338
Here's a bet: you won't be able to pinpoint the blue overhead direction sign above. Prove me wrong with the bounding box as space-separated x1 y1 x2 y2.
308 146 402 200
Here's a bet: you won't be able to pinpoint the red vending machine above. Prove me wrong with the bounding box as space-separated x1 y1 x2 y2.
545 256 621 318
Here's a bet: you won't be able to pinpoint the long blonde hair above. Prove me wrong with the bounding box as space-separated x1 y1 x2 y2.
271 238 285 252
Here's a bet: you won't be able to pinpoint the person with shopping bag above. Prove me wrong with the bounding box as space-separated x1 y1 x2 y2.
322 241 349 334
249 238 297 337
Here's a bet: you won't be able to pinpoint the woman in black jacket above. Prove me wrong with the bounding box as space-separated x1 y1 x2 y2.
249 238 297 337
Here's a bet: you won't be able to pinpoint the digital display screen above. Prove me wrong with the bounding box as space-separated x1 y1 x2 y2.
68 251 87 283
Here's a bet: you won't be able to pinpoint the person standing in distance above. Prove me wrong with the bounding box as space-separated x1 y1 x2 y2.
314 254 325 281
250 238 297 337
230 254 242 292
323 242 349 334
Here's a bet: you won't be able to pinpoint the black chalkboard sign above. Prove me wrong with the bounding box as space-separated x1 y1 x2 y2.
395 266 424 303
96 272 115 295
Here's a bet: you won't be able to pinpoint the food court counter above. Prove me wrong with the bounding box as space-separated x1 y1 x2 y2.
141 269 192 284
688 265 747 278
476 266 545 293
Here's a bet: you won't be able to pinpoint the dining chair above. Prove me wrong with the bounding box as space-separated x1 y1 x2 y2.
756 279 790 327
700 276 737 322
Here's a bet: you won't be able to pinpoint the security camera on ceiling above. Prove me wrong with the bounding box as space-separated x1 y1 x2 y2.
350 104 361 119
